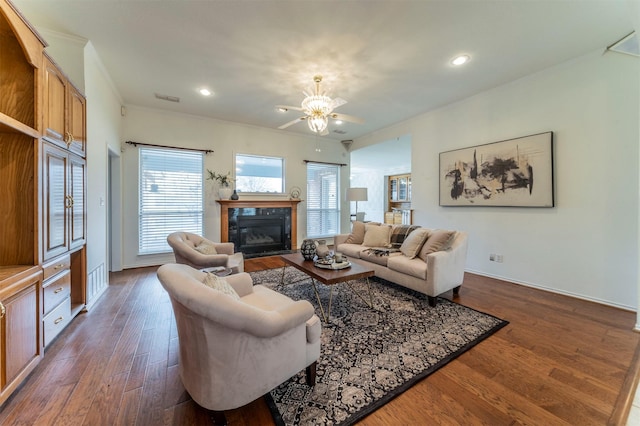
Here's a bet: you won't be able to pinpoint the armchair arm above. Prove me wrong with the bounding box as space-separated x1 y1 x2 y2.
213 242 234 255
224 272 253 297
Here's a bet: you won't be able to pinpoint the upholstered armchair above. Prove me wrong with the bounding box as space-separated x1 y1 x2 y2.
157 263 321 423
167 231 244 273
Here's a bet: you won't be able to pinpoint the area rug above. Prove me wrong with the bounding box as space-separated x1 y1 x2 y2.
249 267 508 426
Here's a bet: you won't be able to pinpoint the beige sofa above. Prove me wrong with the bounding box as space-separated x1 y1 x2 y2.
157 264 320 420
334 223 468 306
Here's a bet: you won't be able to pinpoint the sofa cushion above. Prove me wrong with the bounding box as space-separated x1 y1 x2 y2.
390 225 421 248
418 230 456 261
336 243 365 259
387 255 428 280
344 221 366 244
359 249 402 267
202 272 240 300
362 224 392 248
399 228 430 259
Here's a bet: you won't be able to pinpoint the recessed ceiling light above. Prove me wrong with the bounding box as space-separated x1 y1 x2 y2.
451 55 470 66
199 88 212 96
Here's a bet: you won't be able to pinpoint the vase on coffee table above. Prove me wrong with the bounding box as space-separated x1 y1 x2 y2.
300 239 316 261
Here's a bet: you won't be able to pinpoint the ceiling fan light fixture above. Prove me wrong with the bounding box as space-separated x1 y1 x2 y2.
308 114 328 133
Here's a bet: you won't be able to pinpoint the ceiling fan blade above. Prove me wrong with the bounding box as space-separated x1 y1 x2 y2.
278 116 306 129
331 97 347 109
276 105 304 112
330 112 364 125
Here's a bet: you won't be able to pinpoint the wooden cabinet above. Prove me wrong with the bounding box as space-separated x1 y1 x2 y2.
0 0 87 405
42 142 86 261
386 173 412 225
43 54 86 157
0 267 42 406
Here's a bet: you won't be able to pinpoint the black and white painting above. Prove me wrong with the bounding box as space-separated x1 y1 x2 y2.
439 132 554 207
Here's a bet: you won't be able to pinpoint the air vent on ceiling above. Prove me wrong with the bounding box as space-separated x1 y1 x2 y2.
333 129 347 134
607 31 640 57
155 93 180 103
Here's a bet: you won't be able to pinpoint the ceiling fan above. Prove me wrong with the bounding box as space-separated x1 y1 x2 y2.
276 75 364 135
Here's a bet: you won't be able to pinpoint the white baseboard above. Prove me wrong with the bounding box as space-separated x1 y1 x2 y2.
465 268 636 312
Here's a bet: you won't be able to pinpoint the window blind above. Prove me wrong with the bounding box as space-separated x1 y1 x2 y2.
139 147 204 254
306 162 340 238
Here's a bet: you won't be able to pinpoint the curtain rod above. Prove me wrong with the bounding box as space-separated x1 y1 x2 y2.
303 160 347 167
125 140 213 154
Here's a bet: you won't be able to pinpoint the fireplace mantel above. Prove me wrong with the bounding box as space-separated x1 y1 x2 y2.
217 199 302 249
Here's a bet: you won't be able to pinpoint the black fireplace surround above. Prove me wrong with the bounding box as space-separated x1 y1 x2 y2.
228 207 292 258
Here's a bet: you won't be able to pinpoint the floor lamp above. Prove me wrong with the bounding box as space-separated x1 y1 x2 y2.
346 187 368 222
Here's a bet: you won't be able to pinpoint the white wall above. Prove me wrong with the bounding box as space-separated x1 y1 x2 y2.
354 49 640 310
121 107 350 268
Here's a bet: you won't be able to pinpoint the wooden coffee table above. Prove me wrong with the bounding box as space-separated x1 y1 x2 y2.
279 253 375 322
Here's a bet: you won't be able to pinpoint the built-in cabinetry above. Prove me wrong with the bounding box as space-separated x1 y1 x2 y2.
0 0 87 406
386 173 413 225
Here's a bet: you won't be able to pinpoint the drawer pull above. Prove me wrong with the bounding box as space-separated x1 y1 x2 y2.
54 316 64 325
54 287 64 294
0 302 5 319
54 263 66 270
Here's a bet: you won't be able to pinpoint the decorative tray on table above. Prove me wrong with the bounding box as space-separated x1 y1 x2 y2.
314 258 351 270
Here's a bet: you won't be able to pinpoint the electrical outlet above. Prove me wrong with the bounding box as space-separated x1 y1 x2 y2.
489 254 495 261
496 254 504 263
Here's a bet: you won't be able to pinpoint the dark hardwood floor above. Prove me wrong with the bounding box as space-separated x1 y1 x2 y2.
1 256 638 425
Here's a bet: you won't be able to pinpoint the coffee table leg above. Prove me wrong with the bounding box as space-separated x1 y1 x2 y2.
279 266 286 287
310 278 329 323
345 277 375 309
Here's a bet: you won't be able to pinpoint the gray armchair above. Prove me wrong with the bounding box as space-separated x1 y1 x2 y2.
167 231 244 272
157 263 321 423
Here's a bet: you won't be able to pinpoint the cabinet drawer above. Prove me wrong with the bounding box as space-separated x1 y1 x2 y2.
43 297 71 347
43 271 71 316
43 254 71 281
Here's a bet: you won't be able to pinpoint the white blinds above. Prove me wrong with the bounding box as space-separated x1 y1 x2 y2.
306 162 340 238
139 147 204 254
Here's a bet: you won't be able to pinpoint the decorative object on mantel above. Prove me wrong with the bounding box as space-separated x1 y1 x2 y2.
207 169 235 200
300 239 316 260
231 189 239 200
289 186 301 200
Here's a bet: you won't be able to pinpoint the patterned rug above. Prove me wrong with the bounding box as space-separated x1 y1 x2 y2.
249 267 508 426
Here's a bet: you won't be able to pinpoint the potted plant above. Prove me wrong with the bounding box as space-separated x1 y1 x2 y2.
207 170 234 200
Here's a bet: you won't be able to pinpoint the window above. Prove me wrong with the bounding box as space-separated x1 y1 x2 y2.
306 162 340 238
235 153 284 193
139 147 204 254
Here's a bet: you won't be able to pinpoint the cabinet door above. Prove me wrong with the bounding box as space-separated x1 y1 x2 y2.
42 143 69 260
69 155 86 249
43 56 67 147
68 86 86 157
389 178 398 201
398 177 408 201
1 280 39 390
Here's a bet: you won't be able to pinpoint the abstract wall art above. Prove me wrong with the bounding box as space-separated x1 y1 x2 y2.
439 132 554 207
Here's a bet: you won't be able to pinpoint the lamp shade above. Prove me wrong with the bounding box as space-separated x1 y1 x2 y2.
346 187 368 202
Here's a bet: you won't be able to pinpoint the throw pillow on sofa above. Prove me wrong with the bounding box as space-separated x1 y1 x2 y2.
399 228 430 259
362 224 392 248
344 221 366 244
418 230 456 261
390 225 421 248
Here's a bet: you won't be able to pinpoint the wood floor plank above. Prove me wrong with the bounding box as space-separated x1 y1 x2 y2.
0 258 638 425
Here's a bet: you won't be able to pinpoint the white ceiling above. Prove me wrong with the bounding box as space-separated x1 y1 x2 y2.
12 0 638 141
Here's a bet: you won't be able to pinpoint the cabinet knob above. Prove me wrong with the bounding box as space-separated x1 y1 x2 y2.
0 302 5 319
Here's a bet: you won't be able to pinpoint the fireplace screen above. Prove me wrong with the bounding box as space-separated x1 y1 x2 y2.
228 208 292 257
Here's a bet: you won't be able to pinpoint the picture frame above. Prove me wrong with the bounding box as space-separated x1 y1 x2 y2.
439 132 554 207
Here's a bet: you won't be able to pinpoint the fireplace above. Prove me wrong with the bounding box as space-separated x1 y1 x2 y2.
229 208 292 257
217 200 301 258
